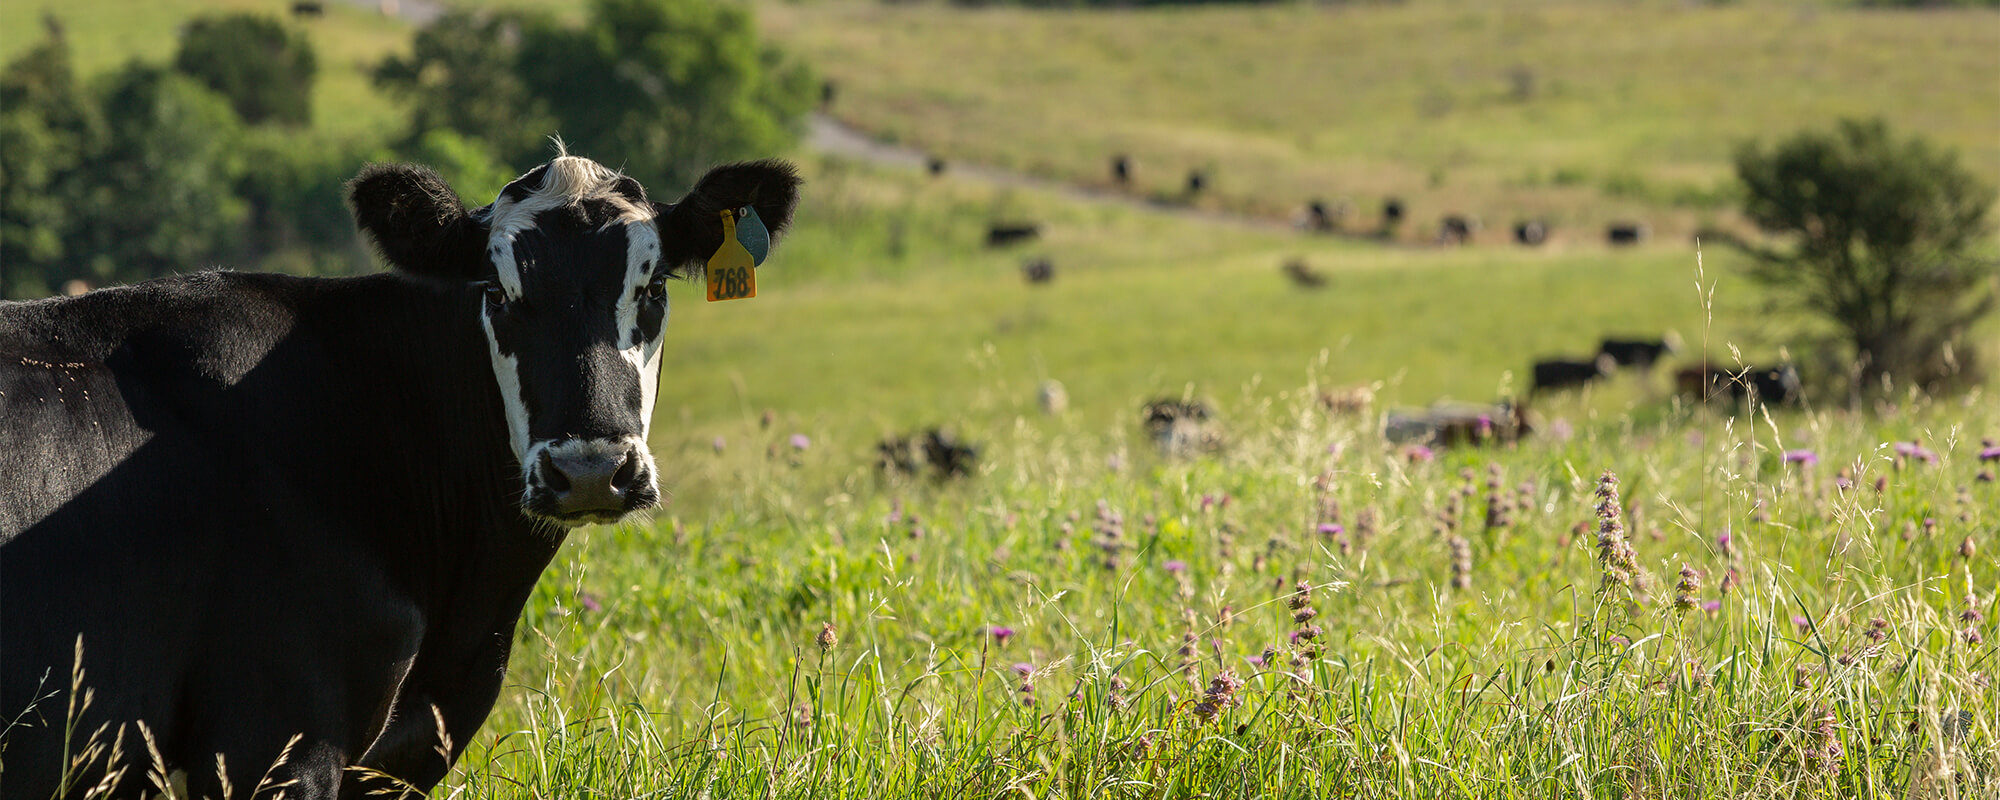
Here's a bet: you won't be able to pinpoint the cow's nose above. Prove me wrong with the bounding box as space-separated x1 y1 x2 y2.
540 447 643 515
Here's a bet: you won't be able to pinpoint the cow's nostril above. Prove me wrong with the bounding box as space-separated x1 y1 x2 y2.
611 451 639 491
539 449 570 493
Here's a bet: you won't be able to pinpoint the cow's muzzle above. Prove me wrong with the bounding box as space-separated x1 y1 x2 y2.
524 439 659 525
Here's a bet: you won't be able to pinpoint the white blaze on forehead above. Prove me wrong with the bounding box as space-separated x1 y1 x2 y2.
484 154 656 299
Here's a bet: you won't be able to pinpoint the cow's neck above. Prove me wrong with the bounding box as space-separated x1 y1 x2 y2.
329 274 568 606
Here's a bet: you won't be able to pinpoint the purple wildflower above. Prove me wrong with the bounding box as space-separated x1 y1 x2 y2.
1405 445 1435 463
577 592 602 613
711 436 726 453
1247 653 1266 668
1793 614 1812 632
1783 449 1818 466
1012 662 1035 677
990 626 1016 646
1317 523 1345 536
1164 559 1188 574
1980 446 2000 462
1547 419 1574 441
1700 600 1722 616
789 433 811 450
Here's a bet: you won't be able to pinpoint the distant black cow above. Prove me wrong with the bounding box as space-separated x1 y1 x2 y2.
0 150 801 797
1304 199 1344 232
986 223 1040 248
1142 398 1220 456
1531 355 1615 395
878 428 980 480
1186 170 1208 196
1282 258 1326 288
1607 222 1648 246
1022 257 1054 284
291 0 324 17
1598 336 1679 370
1513 220 1547 246
1382 198 1405 226
820 80 838 108
1676 364 1802 407
1111 155 1131 185
1437 215 1475 246
927 157 947 177
1388 401 1532 448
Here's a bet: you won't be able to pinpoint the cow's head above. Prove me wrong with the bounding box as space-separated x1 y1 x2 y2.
348 149 800 526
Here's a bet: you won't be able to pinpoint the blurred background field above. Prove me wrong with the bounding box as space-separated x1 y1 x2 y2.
3 0 1997 796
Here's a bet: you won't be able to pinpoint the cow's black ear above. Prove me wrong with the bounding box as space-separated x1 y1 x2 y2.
655 159 802 273
347 163 492 281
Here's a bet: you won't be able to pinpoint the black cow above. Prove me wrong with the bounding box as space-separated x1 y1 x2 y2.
1281 258 1326 288
0 150 800 797
1022 257 1054 285
1186 170 1207 196
1513 220 1547 246
877 428 980 480
1437 215 1475 246
1676 364 1802 407
1142 398 1220 456
986 222 1040 248
1607 222 1648 246
1111 154 1131 185
291 0 324 17
1598 335 1679 370
1531 355 1615 395
927 156 947 177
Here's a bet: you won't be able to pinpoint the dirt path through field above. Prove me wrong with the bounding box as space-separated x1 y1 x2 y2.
808 114 1293 234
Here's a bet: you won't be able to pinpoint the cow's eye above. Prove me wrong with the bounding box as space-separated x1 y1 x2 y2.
482 282 508 310
644 275 667 301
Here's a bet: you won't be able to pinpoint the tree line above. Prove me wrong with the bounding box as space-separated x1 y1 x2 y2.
1 0 814 299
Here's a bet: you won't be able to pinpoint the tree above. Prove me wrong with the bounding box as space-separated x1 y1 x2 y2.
517 0 816 189
1729 118 1997 395
174 14 317 127
63 64 248 287
0 17 101 298
372 9 553 166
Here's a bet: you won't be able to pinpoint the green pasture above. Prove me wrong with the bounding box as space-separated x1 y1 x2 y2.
6 0 1998 796
764 0 2000 237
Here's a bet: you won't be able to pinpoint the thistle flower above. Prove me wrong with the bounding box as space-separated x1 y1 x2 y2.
1802 706 1843 773
1404 445 1435 463
1014 663 1036 707
790 433 811 450
989 626 1016 647
1594 471 1638 591
1873 475 1889 494
1448 535 1472 590
1783 449 1818 467
816 622 838 651
1164 559 1188 574
1191 672 1244 722
711 436 726 453
1720 566 1741 596
1864 618 1889 642
1673 565 1702 613
1960 536 1977 560
1980 445 2000 462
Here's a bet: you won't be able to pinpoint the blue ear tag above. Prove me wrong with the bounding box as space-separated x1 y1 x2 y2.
736 206 771 266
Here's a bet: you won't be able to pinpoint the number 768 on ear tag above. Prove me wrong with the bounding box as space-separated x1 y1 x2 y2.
706 208 762 302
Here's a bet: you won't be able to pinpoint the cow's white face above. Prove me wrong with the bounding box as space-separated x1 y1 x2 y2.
476 157 667 526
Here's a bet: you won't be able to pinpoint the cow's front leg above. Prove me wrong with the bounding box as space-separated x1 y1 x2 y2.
345 632 515 798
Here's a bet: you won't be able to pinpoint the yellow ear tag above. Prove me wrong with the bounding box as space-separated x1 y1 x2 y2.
705 209 757 302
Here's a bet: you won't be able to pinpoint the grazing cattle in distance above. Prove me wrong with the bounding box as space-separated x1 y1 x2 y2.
1142 398 1222 457
986 222 1040 248
0 150 801 798
1186 170 1208 196
1111 155 1131 185
1386 401 1531 448
927 157 946 177
1513 220 1547 246
1303 199 1345 233
1282 258 1327 289
291 0 324 17
820 80 838 108
1531 355 1615 395
1382 197 1405 228
1022 257 1054 284
877 428 980 480
1607 222 1648 246
1676 364 1803 407
1437 215 1476 246
1598 335 1680 370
